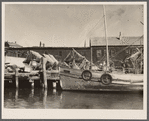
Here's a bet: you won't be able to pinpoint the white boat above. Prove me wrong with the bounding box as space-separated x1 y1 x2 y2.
60 49 143 91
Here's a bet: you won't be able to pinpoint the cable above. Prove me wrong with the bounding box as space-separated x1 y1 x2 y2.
110 35 143 59
78 15 104 47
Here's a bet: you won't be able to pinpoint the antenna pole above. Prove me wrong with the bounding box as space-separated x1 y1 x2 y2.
103 5 109 71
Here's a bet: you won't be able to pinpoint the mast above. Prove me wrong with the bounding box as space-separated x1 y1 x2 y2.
90 38 92 70
103 5 109 71
140 36 143 73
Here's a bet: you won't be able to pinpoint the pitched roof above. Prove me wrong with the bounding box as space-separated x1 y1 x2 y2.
5 42 23 48
91 36 143 46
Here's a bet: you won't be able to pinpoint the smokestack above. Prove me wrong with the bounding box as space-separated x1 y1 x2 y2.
43 43 45 47
119 32 122 40
84 40 86 47
40 41 41 47
89 38 91 47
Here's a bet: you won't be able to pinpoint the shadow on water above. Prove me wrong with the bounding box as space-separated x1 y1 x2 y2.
4 87 143 109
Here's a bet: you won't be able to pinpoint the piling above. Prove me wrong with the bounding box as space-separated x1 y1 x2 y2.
41 57 48 89
30 79 34 89
15 68 19 88
56 80 62 90
39 73 44 88
42 88 47 108
30 88 34 97
48 81 53 89
15 88 18 100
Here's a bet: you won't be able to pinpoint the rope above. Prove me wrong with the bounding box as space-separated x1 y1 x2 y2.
78 15 104 47
110 35 143 60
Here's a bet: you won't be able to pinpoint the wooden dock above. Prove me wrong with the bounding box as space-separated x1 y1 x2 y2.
4 57 61 90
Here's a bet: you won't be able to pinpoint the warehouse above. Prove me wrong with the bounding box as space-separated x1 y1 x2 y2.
5 36 143 68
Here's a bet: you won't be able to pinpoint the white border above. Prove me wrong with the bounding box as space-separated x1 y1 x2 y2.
2 2 147 119
2 2 147 5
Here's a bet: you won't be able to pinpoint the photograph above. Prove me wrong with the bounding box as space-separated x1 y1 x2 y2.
2 2 147 119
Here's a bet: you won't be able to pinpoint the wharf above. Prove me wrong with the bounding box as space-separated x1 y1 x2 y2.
4 57 61 89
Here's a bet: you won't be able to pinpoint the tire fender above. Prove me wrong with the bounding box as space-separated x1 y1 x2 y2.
81 70 92 81
100 74 112 85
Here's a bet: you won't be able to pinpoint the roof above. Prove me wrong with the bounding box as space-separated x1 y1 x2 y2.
7 46 90 50
5 42 23 48
91 36 144 46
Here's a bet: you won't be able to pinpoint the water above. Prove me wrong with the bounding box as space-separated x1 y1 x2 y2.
4 88 143 109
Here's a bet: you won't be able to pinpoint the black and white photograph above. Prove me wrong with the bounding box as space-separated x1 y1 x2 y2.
2 2 147 119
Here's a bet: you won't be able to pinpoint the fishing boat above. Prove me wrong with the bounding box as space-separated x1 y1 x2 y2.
60 6 144 91
60 49 143 91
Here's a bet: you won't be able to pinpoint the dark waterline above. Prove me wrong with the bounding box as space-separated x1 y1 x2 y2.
4 88 143 109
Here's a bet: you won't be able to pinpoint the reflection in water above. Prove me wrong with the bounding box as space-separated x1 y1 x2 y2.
4 88 143 109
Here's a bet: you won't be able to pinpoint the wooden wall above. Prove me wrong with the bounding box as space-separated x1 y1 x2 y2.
5 45 143 68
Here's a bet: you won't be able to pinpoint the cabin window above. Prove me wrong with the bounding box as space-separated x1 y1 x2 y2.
96 49 102 58
59 51 62 56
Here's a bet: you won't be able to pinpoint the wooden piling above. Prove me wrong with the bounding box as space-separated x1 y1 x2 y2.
30 88 34 98
56 80 62 90
15 88 18 100
15 68 19 88
29 78 35 88
48 81 53 89
31 80 34 89
43 89 47 108
41 57 48 89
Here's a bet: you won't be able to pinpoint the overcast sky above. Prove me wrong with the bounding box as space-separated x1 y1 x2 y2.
4 3 144 47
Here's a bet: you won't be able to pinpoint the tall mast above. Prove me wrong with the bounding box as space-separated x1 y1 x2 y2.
90 38 92 70
103 5 109 70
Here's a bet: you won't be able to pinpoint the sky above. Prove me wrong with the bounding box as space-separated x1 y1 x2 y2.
4 3 144 47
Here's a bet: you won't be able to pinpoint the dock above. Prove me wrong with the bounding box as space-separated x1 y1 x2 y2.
4 57 61 90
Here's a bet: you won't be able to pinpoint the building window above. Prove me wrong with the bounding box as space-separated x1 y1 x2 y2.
125 49 130 54
111 49 115 57
132 48 137 54
103 49 106 56
96 49 102 58
80 51 85 56
59 51 62 56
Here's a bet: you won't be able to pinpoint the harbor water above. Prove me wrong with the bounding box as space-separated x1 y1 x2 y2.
4 88 143 109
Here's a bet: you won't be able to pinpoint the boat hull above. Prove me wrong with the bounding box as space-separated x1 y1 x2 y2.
60 68 143 91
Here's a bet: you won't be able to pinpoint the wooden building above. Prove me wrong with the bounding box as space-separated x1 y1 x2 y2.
91 36 143 68
5 36 143 68
6 46 91 62
5 41 23 48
